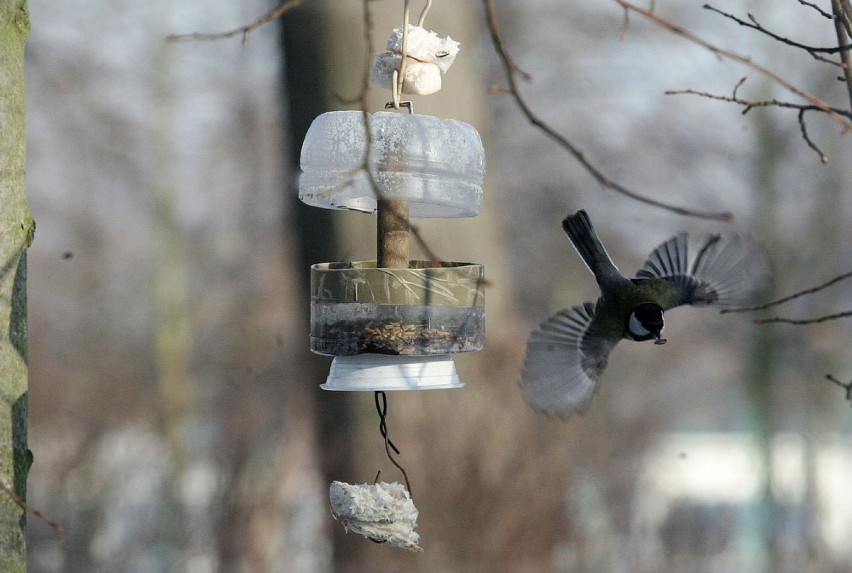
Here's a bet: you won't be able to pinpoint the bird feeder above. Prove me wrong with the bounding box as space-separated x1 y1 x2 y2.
299 6 483 550
299 108 485 392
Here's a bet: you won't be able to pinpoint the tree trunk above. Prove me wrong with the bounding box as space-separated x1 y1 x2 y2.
0 1 31 570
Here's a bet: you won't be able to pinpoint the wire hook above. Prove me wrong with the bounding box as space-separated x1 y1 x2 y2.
417 0 433 27
388 0 426 112
390 1 412 111
386 1 436 112
374 391 413 496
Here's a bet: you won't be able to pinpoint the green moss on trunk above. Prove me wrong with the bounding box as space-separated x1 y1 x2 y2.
0 0 31 567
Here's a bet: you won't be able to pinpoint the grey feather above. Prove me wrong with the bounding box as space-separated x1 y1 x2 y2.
636 232 689 281
689 235 769 306
636 233 769 308
520 302 618 418
562 211 628 289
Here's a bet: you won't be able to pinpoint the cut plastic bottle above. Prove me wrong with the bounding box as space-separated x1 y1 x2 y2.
299 111 485 218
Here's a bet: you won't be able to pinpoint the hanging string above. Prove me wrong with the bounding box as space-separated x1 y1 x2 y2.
374 390 413 496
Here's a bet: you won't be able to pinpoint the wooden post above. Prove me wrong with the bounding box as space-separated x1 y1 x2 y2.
377 199 410 268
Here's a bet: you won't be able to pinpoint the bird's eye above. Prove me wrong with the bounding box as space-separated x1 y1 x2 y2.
435 50 449 58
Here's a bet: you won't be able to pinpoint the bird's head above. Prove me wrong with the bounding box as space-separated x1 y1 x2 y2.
627 302 666 345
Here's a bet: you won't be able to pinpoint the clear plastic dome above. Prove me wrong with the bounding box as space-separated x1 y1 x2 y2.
299 111 484 218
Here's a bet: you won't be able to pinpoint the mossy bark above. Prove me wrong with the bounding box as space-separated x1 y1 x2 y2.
0 1 31 570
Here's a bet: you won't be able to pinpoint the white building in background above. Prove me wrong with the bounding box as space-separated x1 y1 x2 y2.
636 433 852 564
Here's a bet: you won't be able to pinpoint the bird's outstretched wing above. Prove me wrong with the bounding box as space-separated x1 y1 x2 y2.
635 233 769 309
520 302 619 418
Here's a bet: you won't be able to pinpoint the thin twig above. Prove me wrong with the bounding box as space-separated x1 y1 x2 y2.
826 374 852 403
484 0 733 221
800 0 837 19
754 310 852 324
810 51 849 68
666 87 850 116
704 4 852 54
0 481 63 532
732 76 748 99
166 0 303 44
799 108 829 162
617 0 852 132
722 270 852 313
666 86 848 161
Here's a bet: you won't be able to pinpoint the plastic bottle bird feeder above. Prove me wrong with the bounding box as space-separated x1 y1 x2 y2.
310 260 485 357
299 108 486 393
313 259 485 391
305 11 483 549
299 111 484 218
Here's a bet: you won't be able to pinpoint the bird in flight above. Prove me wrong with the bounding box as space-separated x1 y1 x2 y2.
520 209 768 418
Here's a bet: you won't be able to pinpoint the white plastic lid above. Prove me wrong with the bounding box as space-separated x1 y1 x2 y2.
320 354 464 391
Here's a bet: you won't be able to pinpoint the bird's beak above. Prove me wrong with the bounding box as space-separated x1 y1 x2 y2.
654 334 667 345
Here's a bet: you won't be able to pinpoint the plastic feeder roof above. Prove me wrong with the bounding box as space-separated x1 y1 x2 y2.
299 111 484 218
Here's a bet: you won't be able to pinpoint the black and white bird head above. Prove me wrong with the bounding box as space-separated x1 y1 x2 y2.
627 302 666 345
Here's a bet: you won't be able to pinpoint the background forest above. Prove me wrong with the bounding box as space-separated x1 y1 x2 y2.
23 0 852 572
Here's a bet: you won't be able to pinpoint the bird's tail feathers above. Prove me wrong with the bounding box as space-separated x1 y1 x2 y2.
562 210 622 285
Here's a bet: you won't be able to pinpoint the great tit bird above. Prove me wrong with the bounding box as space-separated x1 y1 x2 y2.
520 209 768 418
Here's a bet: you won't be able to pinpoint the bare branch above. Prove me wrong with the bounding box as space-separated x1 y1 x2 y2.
728 269 852 324
810 51 849 67
666 85 849 161
826 374 852 404
832 0 852 111
798 108 829 163
799 0 837 19
731 76 748 99
754 310 852 324
616 0 852 132
0 481 63 532
722 270 852 314
665 87 849 116
166 0 303 44
483 0 733 221
704 4 852 54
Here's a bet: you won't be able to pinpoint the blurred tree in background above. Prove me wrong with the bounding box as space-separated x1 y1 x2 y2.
24 1 852 572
